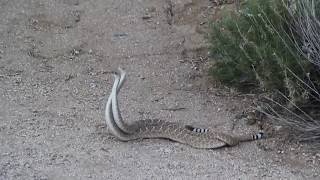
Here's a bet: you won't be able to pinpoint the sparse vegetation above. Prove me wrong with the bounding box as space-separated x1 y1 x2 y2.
208 0 320 147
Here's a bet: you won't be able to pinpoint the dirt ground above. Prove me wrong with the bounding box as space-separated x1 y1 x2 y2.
0 0 319 179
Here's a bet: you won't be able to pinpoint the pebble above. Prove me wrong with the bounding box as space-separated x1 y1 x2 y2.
113 33 128 38
142 14 152 20
24 162 31 168
90 83 97 88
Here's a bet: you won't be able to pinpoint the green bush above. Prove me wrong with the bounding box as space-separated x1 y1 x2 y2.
208 0 320 146
208 0 310 97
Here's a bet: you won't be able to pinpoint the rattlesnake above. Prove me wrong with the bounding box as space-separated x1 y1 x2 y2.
105 68 263 149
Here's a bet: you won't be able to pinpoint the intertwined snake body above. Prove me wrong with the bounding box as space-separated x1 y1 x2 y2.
105 68 263 149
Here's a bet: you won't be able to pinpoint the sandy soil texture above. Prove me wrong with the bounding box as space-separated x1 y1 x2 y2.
0 0 319 179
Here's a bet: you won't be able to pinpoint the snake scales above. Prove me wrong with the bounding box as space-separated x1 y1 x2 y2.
105 68 263 149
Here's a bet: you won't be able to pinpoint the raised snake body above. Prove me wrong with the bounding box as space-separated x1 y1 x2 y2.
105 68 263 149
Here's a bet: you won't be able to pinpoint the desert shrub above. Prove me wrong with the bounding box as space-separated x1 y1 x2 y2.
208 0 320 146
208 0 310 97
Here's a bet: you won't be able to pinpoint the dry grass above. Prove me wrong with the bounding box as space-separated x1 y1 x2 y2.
261 0 320 147
209 0 320 147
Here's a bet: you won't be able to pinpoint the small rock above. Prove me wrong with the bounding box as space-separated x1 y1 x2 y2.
90 83 96 88
24 162 31 168
139 76 145 80
72 49 80 55
142 14 152 20
113 33 128 38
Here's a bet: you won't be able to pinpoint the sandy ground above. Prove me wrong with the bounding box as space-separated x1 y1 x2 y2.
0 0 319 179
